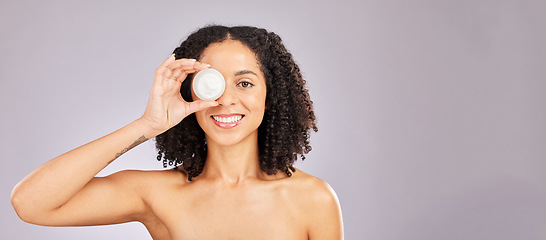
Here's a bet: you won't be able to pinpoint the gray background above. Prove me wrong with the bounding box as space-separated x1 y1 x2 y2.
1 0 545 239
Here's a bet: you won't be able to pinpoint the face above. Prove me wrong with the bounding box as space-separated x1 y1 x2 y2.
192 40 267 147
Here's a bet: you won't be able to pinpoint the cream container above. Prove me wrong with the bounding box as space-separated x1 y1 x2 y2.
192 68 225 101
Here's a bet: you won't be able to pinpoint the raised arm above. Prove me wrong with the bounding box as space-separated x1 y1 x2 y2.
11 55 216 226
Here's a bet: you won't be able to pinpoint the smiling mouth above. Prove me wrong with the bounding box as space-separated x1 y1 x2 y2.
211 114 244 128
212 115 243 123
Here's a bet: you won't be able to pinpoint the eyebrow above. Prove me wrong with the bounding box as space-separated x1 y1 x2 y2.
234 69 258 77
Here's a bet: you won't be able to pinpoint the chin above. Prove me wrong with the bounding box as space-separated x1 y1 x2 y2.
210 126 259 143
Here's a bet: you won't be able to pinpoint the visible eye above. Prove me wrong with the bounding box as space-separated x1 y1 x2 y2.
237 81 254 88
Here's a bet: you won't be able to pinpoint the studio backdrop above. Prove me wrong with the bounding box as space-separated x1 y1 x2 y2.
1 0 545 239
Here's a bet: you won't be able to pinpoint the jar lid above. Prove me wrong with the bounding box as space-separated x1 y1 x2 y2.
192 68 225 101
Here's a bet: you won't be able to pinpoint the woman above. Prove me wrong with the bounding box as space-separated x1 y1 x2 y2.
11 25 343 239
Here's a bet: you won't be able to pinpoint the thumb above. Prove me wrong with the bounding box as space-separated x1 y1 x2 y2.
186 100 219 115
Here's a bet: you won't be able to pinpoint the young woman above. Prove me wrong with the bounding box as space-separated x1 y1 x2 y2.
11 25 343 240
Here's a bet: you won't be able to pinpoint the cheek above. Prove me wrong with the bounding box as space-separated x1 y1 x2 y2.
248 90 267 115
194 110 208 128
259 89 267 110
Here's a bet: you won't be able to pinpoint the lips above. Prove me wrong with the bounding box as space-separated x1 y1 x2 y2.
211 114 244 129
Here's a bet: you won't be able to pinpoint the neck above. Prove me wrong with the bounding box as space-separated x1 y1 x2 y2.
199 131 263 184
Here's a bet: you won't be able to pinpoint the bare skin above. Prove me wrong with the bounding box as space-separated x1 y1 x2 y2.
11 40 343 239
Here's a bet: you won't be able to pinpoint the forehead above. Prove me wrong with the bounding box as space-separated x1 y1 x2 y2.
199 40 262 75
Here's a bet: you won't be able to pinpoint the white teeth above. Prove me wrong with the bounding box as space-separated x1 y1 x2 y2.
213 115 242 123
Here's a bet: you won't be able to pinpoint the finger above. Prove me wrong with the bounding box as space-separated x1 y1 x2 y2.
167 58 198 70
179 65 199 73
177 63 211 76
170 65 199 81
162 67 174 79
169 59 210 71
163 62 191 78
165 59 202 79
194 62 211 70
162 60 211 83
171 68 183 79
186 100 219 115
155 54 176 75
178 62 210 78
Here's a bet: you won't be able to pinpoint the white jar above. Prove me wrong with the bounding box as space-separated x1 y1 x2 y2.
192 68 225 101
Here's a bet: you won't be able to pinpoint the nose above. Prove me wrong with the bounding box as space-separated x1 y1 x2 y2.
217 83 238 106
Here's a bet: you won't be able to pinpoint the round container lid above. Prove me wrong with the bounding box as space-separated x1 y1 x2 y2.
192 68 225 101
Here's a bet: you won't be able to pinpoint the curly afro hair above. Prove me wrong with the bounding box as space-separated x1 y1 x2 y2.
155 25 318 181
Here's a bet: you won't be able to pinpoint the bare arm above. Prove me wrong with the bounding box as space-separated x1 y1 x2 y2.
307 180 344 240
11 119 154 225
11 55 217 226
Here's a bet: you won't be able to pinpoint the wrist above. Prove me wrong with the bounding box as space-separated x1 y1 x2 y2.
133 117 165 138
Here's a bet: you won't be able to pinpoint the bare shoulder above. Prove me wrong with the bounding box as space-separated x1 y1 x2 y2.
283 168 339 204
283 169 344 239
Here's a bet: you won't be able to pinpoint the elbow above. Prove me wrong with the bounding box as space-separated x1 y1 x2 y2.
11 187 33 224
11 186 46 225
11 198 47 225
11 190 29 223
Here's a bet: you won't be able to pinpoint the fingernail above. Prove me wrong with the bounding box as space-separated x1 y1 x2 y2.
189 59 197 62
